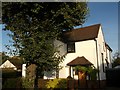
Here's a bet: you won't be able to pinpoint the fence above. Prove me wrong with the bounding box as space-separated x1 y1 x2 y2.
38 79 106 89
106 68 120 87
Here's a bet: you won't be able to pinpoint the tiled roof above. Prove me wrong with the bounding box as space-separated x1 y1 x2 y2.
67 56 93 66
63 24 101 42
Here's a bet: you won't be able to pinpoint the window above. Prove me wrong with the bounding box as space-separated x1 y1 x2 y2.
101 53 105 72
67 42 75 53
105 58 109 68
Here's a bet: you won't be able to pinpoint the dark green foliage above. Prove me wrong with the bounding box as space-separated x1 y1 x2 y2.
112 52 120 67
2 77 22 89
0 52 9 63
74 66 98 80
2 69 21 78
2 2 89 75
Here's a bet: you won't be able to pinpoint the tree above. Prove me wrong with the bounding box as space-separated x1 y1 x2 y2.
112 51 120 67
0 52 9 62
2 2 89 86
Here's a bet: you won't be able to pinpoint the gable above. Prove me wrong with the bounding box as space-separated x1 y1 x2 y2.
0 60 16 69
62 24 100 42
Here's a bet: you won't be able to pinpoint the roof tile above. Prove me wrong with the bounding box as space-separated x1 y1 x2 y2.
63 24 100 42
67 56 93 66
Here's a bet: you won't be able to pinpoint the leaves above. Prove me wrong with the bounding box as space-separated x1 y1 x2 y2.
2 2 89 75
112 52 120 67
73 66 98 80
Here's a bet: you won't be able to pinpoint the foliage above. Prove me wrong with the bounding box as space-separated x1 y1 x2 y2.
2 77 21 88
2 68 21 78
74 66 88 73
0 52 9 62
46 79 67 89
87 67 98 80
2 2 89 77
22 77 35 88
112 51 120 67
73 66 98 80
22 64 36 88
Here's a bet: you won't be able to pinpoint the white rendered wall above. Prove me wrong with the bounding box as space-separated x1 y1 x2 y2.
22 64 26 77
106 49 112 68
96 26 111 80
58 39 97 78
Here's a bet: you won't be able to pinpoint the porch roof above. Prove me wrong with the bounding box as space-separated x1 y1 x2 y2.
67 56 93 66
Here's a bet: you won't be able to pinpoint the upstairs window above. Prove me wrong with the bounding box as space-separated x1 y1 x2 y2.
105 58 109 68
67 42 75 53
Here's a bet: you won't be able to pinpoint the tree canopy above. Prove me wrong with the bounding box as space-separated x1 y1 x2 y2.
2 2 89 73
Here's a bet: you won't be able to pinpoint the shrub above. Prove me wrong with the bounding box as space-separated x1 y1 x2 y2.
73 66 98 80
2 68 21 78
2 77 21 88
46 79 67 89
22 77 35 88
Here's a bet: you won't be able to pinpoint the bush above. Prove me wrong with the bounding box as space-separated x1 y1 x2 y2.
2 77 21 88
73 66 98 80
2 68 21 78
46 79 67 89
22 77 35 88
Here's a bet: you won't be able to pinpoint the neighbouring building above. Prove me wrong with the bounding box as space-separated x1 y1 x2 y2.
0 60 17 70
0 56 23 71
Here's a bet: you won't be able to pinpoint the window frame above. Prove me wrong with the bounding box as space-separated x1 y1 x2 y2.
67 42 75 53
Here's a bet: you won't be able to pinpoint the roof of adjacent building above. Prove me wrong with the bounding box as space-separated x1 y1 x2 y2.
67 56 93 66
105 43 112 52
63 24 101 42
1 56 23 69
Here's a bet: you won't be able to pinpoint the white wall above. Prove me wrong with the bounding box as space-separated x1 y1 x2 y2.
22 64 26 77
96 26 106 80
106 49 112 68
96 26 112 80
58 40 97 79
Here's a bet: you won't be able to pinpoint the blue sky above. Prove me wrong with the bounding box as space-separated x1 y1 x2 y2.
73 2 118 54
1 2 118 56
83 2 118 54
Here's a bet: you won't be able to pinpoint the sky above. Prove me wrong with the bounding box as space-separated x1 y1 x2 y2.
0 2 119 56
85 2 118 54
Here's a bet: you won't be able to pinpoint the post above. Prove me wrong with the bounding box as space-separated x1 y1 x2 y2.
78 71 81 89
69 66 71 77
22 64 26 77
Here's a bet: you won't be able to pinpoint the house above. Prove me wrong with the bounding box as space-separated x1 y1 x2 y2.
0 60 17 70
0 56 23 71
44 24 112 80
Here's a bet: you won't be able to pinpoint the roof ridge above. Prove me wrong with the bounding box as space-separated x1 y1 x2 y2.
73 24 101 31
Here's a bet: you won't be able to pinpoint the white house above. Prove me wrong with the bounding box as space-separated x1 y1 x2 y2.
44 24 112 80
